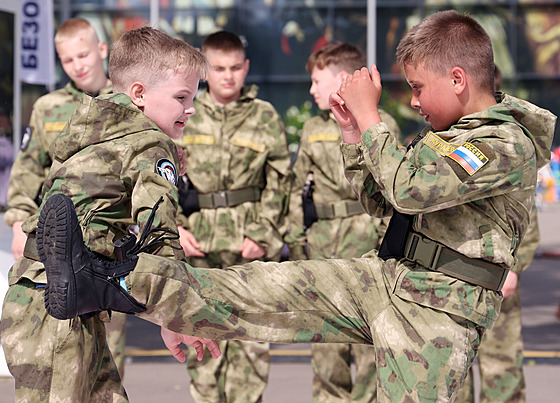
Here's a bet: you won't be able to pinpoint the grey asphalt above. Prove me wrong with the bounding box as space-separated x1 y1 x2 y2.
1 203 560 402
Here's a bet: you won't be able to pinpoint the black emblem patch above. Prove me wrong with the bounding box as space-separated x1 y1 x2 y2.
156 158 178 186
20 126 32 151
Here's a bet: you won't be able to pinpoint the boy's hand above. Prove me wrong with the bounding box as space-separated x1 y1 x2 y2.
239 237 265 260
178 226 205 257
329 92 361 144
161 326 221 362
337 65 383 134
176 146 187 176
501 271 519 299
11 221 26 260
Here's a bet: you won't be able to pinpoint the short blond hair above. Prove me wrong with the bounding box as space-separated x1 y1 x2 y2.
55 18 99 44
306 42 365 74
109 26 209 92
396 10 495 92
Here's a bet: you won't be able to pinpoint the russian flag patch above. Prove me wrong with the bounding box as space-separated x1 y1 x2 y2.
448 142 489 175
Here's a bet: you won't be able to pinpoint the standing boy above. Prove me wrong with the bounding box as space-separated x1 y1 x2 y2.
3 17 130 378
176 30 291 403
0 27 219 402
5 18 111 260
285 42 400 402
35 10 555 402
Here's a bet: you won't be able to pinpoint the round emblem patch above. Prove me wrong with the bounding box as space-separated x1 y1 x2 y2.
20 126 32 150
156 158 178 186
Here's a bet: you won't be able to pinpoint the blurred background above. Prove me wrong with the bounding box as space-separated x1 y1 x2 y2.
2 0 560 162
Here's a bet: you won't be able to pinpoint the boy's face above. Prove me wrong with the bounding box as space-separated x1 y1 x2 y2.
404 63 463 131
310 66 344 111
204 48 249 106
56 33 108 94
140 70 199 139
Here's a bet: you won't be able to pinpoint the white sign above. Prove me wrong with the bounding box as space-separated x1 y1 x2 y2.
20 0 55 86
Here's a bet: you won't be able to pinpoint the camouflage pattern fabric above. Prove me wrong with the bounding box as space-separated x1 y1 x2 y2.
456 207 540 403
187 253 270 403
0 279 128 402
2 81 128 380
177 85 290 402
4 81 112 227
285 111 399 261
0 92 184 401
120 93 554 402
105 312 128 379
285 111 400 402
177 85 292 261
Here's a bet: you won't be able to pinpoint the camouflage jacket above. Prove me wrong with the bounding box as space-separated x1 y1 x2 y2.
177 85 291 260
4 81 112 227
343 93 555 270
285 111 400 260
513 204 539 274
10 93 184 285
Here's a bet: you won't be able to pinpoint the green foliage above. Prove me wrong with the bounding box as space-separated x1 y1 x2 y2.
283 100 313 150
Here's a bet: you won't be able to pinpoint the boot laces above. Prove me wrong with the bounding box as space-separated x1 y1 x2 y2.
127 196 179 256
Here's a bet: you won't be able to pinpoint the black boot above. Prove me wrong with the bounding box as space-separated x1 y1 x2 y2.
37 193 146 320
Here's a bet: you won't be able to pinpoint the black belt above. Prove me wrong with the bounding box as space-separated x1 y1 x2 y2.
198 187 261 209
404 232 508 291
315 200 364 219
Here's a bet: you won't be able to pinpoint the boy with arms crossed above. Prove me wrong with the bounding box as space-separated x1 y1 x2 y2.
0 27 219 402
34 10 555 402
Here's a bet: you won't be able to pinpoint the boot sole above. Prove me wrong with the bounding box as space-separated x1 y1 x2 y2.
37 194 79 320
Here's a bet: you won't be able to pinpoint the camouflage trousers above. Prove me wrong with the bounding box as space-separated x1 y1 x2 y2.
105 311 128 379
455 284 524 403
130 252 493 403
312 343 377 402
187 340 270 403
186 252 270 403
0 278 127 402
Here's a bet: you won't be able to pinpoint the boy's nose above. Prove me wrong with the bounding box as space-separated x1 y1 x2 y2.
410 96 420 109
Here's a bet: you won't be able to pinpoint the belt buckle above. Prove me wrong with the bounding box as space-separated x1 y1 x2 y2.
212 191 227 208
332 201 348 218
405 233 443 271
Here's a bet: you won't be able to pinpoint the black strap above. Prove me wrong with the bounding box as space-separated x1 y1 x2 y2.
377 210 414 260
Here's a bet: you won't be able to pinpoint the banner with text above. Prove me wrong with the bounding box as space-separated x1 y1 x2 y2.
20 0 55 87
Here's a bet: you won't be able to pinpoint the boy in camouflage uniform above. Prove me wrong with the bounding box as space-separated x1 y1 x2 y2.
35 10 556 402
2 17 129 378
0 27 219 402
176 31 291 403
285 42 400 402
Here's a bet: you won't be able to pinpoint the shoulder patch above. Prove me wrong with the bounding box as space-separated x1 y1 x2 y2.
156 159 178 186
44 121 67 133
231 136 266 153
423 132 460 155
308 133 340 143
447 142 489 175
183 135 215 146
20 126 32 150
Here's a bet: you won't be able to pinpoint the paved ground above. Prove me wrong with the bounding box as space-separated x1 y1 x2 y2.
1 202 560 402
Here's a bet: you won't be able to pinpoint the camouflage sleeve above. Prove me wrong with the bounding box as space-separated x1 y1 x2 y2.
125 134 186 262
284 128 310 260
244 112 292 260
512 204 540 274
4 106 51 226
343 122 535 215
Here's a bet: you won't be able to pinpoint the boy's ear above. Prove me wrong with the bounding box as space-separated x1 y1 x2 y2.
130 82 146 108
98 41 109 59
450 67 467 94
